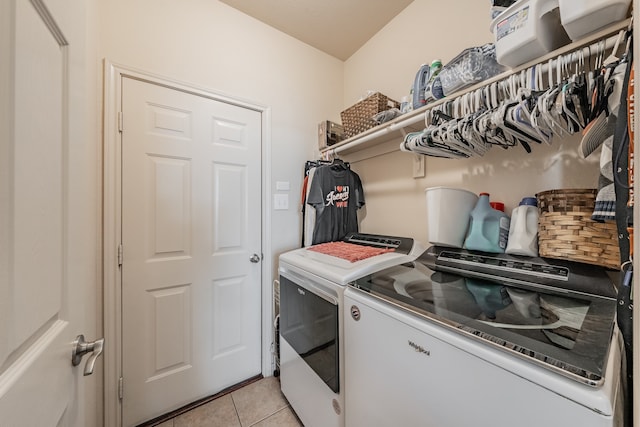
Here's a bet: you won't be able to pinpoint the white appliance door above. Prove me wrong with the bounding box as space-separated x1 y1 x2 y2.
279 268 343 427
121 77 262 425
0 0 96 425
344 288 615 427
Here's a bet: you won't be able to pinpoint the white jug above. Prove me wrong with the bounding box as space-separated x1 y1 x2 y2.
505 197 539 257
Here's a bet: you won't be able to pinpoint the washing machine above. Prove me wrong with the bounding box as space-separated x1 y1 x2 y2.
278 232 425 427
344 246 624 426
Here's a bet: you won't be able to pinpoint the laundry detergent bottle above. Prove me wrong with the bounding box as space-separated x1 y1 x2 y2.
464 193 510 253
505 197 539 257
411 64 431 110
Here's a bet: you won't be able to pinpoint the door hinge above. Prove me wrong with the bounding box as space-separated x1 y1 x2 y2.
117 243 123 267
118 377 124 400
118 111 124 132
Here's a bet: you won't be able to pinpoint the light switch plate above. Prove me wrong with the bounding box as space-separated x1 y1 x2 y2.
274 194 289 210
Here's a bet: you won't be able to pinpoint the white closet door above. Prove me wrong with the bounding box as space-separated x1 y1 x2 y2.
121 77 262 425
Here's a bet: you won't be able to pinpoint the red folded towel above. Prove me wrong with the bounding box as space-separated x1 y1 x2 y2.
307 241 395 262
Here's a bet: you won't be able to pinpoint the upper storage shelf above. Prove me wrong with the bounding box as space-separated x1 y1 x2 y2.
321 18 632 158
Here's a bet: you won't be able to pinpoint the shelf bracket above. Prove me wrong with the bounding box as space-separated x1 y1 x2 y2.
412 154 425 178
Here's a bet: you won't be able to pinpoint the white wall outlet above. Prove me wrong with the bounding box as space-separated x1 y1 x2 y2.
274 193 289 210
412 155 425 178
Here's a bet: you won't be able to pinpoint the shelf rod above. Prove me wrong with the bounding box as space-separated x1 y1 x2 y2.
330 111 424 155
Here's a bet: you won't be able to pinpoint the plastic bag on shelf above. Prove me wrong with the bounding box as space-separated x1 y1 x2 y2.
373 108 402 125
438 44 507 97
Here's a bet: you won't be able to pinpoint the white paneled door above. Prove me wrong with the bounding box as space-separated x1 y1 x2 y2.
121 77 263 425
0 0 96 425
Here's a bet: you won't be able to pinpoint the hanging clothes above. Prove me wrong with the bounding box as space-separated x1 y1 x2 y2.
305 160 364 245
302 166 317 247
300 160 337 247
610 32 633 427
578 59 629 221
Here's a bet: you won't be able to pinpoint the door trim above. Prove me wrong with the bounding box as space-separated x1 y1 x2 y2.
102 60 273 426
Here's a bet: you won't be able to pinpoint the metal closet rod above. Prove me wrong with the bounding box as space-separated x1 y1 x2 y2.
328 17 632 156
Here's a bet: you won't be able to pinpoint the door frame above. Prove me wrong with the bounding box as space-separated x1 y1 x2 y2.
102 60 273 426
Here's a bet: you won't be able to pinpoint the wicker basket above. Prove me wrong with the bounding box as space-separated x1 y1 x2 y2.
340 92 400 138
537 189 620 269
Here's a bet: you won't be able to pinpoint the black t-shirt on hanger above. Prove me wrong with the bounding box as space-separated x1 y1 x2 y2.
306 164 365 245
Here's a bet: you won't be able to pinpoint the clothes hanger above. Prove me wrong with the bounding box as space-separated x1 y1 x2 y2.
535 58 563 139
528 64 553 144
404 128 470 158
489 75 536 153
459 91 488 156
510 71 548 147
573 50 590 128
558 53 582 133
329 155 349 170
588 41 606 121
548 55 575 135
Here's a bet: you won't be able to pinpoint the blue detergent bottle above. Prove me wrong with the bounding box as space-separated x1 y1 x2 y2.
464 192 510 253
424 59 444 103
411 64 431 110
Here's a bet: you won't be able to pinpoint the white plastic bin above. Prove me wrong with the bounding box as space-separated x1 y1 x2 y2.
558 0 631 41
490 0 570 68
425 187 478 248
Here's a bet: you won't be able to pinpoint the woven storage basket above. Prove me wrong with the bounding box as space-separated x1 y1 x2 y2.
537 189 620 269
340 92 400 138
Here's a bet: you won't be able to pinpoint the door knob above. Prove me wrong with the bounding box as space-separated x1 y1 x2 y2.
72 334 105 376
249 253 261 263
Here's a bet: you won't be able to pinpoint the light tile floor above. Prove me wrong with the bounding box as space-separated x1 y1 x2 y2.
155 377 303 427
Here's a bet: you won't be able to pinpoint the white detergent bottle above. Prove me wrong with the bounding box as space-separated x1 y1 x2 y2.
464 192 510 253
506 197 539 257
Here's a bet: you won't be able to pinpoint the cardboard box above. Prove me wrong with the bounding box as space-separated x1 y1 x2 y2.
318 121 345 150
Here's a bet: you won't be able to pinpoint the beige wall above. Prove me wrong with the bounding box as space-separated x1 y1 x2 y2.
342 0 600 245
344 0 495 107
96 0 344 266
353 139 599 244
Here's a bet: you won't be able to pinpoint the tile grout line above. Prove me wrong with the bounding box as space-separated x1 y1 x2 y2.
251 398 284 426
245 404 291 427
230 392 244 426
